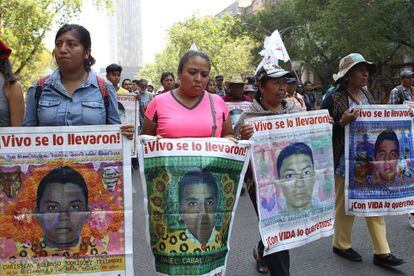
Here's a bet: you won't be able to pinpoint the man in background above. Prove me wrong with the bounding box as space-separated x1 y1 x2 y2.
388 70 414 104
214 75 226 96
106 64 129 94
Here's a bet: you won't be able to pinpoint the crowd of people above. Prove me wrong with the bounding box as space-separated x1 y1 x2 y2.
1 22 413 276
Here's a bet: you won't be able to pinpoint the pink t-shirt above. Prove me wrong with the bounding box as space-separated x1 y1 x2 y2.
145 91 229 138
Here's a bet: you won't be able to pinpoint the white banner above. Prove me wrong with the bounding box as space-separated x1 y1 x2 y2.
0 126 133 275
246 110 335 255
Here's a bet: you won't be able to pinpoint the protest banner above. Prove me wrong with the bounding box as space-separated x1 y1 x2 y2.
137 136 251 275
246 110 335 255
0 126 133 275
226 102 254 128
345 105 414 216
117 93 140 157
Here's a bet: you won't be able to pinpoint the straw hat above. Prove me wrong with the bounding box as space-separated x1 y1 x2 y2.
229 74 244 84
336 53 376 82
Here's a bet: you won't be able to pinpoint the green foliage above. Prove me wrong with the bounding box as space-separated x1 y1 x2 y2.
0 0 111 88
138 15 256 85
239 0 414 91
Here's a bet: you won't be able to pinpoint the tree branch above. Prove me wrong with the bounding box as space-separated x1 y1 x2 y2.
14 2 67 76
14 29 46 76
382 34 413 50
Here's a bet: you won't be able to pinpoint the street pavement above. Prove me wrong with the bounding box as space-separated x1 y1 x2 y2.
131 169 414 276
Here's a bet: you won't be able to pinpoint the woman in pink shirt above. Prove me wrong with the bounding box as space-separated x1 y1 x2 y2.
141 51 234 139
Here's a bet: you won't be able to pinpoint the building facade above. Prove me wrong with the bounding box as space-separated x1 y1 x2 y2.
99 0 143 80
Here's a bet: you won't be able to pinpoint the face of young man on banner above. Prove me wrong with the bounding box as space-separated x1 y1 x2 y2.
179 181 217 245
278 152 316 211
36 181 89 249
374 139 399 183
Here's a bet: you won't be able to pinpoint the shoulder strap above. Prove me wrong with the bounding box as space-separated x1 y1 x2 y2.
208 93 217 137
397 86 406 103
35 76 49 102
96 76 110 124
35 76 50 126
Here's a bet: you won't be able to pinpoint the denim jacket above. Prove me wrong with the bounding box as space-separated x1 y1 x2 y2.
24 70 121 126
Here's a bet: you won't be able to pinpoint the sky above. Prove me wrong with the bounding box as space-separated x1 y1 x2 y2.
141 0 236 65
47 0 237 70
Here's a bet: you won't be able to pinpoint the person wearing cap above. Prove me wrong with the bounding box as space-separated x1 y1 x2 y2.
214 75 226 96
243 84 257 100
321 53 405 268
222 74 252 103
285 77 306 111
388 70 414 104
0 40 24 127
387 69 414 229
240 63 300 275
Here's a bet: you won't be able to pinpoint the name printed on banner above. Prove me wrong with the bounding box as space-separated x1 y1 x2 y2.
265 219 333 247
144 140 248 156
0 133 120 149
253 114 330 132
358 109 412 118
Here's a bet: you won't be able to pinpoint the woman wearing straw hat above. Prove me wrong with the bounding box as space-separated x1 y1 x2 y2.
321 53 404 267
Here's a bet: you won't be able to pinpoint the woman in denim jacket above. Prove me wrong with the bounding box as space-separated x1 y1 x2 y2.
24 24 133 139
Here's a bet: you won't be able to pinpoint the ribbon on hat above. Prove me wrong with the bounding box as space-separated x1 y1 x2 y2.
0 40 12 59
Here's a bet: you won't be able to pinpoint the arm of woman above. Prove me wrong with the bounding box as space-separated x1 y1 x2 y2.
141 116 157 136
23 86 37 126
221 117 235 140
4 82 24 126
140 97 158 136
217 96 234 140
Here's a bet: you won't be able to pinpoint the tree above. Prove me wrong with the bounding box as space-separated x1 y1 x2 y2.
138 15 257 85
0 0 111 88
239 0 414 95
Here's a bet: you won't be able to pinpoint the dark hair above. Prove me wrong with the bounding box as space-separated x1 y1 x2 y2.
0 59 17 85
121 78 131 85
246 76 256 85
178 168 218 203
117 102 125 112
106 63 122 74
177 50 211 74
160 71 175 85
36 166 88 210
255 75 271 101
55 24 95 72
277 142 314 177
132 79 140 85
139 79 148 88
229 109 243 116
374 130 400 158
